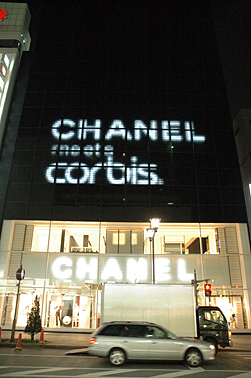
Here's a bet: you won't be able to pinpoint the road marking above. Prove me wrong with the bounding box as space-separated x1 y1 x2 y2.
234 353 251 360
74 368 142 377
0 366 251 378
144 367 205 378
227 373 251 378
0 366 194 378
0 353 70 358
0 367 73 377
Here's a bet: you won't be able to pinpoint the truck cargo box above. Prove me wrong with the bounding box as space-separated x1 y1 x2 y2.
101 283 197 338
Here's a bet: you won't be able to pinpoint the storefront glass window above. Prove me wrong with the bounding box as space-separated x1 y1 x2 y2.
0 220 250 331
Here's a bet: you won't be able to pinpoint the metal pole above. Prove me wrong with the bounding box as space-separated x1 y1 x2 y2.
152 235 155 284
10 279 21 342
193 269 198 307
41 221 52 327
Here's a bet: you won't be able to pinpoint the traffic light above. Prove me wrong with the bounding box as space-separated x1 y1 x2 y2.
204 283 212 297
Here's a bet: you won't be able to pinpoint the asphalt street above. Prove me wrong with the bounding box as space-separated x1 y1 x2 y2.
1 329 251 351
0 331 251 378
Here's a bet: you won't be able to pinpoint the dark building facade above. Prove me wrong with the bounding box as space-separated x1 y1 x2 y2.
1 0 247 224
0 1 250 332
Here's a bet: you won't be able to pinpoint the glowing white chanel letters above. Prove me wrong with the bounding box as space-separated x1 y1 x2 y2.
101 258 123 281
76 257 98 280
50 255 193 284
51 257 72 279
177 259 194 281
155 258 172 281
126 258 148 282
46 119 206 185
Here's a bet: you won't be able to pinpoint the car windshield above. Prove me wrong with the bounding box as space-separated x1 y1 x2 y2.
199 309 227 326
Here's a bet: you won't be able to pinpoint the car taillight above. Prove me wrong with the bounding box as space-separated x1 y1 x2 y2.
228 330 232 338
89 337 97 345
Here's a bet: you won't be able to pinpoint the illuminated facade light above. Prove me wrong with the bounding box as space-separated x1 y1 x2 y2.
0 9 7 22
3 55 9 67
1 65 6 77
0 76 3 91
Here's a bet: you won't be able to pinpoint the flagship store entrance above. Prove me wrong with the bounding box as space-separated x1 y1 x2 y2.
1 286 99 331
1 284 246 332
0 220 250 331
45 286 100 330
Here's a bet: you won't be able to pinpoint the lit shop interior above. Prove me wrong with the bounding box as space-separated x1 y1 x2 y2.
0 220 250 331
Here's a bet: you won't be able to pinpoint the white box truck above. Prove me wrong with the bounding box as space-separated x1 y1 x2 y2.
101 283 233 353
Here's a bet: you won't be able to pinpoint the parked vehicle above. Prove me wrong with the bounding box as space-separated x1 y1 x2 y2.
88 321 215 367
197 306 232 353
100 284 233 353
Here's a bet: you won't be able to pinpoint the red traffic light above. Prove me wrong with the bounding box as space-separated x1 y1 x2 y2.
204 283 211 296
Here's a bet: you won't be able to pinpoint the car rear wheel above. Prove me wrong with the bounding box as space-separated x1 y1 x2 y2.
109 348 126 366
185 348 202 367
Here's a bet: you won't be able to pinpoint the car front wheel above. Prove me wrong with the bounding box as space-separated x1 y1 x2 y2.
206 338 218 354
109 348 126 366
185 348 202 367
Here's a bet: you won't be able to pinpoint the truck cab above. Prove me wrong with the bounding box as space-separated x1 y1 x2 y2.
197 306 233 353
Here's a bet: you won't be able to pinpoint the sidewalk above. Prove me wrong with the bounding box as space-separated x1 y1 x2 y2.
0 330 251 352
0 330 92 350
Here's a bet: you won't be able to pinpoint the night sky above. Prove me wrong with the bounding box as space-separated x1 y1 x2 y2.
210 0 251 121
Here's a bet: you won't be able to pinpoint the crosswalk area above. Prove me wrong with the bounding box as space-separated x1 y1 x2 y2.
0 366 204 378
1 366 251 378
234 352 251 360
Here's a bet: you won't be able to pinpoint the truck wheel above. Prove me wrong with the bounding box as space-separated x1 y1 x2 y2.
206 338 218 354
109 348 126 366
185 348 202 367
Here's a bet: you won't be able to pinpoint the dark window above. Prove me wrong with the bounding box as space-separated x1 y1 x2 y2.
99 324 124 336
198 309 227 327
0 39 21 49
120 325 145 337
144 326 167 339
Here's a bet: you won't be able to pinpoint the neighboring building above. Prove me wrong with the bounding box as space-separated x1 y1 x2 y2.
234 109 251 237
0 1 250 332
0 2 31 148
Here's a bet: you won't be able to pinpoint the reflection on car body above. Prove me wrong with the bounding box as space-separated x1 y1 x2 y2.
88 321 215 367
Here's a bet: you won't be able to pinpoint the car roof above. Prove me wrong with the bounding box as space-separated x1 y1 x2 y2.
100 321 158 326
198 306 222 310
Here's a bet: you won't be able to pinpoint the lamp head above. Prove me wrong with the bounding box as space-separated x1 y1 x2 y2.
150 218 160 230
146 228 155 240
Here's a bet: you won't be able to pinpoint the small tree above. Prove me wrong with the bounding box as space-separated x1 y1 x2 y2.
24 295 42 341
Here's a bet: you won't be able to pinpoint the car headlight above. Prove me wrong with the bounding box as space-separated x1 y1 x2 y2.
209 345 215 350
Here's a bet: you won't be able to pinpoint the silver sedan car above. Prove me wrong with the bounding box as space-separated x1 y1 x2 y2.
88 321 215 367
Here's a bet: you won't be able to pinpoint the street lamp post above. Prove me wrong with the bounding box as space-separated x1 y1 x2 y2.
10 265 25 342
147 228 155 284
147 218 160 284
